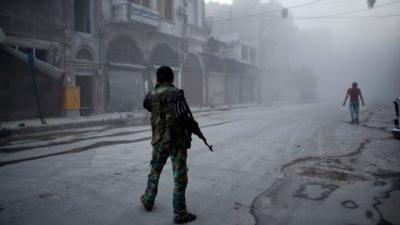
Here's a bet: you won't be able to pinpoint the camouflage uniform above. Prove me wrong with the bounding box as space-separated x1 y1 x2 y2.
141 83 197 218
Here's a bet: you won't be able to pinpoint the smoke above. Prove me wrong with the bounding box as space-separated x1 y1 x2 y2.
277 0 400 103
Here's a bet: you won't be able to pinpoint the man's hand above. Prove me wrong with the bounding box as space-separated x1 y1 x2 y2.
342 102 346 106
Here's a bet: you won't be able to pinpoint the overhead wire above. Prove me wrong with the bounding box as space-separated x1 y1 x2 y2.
210 0 328 23
208 0 400 23
300 0 400 18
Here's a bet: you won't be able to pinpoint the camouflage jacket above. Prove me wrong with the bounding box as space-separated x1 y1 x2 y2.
143 83 198 149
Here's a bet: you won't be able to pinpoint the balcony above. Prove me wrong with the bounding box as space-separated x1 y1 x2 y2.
111 0 160 28
186 24 208 43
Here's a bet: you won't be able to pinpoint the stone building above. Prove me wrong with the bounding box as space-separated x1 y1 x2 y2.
0 0 71 120
205 0 300 104
202 35 262 107
100 0 208 111
0 0 208 120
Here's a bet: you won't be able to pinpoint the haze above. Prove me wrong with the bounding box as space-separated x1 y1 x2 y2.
208 0 400 103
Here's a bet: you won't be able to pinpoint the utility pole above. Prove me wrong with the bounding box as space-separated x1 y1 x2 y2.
28 52 46 125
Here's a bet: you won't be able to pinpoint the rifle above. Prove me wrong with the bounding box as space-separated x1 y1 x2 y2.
188 110 214 152
193 124 214 152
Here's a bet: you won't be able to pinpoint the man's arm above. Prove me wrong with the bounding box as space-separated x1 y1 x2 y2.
343 90 349 106
143 93 152 112
359 90 365 106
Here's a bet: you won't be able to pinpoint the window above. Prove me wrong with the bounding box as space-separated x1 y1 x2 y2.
74 0 91 33
106 36 144 64
18 47 33 55
76 49 93 61
35 49 48 62
128 0 150 7
192 1 199 26
18 47 48 62
158 0 173 21
143 0 150 7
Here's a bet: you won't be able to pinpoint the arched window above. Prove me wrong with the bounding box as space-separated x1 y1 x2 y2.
106 36 144 64
76 48 93 61
151 43 178 67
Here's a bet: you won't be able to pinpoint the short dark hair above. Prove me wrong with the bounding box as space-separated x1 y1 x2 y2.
156 66 174 83
352 82 358 88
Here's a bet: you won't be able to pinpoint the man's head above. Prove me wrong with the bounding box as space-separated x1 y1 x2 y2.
352 82 358 88
157 66 174 83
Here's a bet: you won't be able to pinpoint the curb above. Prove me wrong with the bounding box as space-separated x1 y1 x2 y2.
1 104 258 136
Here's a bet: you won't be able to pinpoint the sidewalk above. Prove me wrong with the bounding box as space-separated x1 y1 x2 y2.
0 103 257 136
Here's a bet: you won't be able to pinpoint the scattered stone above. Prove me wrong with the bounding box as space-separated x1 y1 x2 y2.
342 200 359 209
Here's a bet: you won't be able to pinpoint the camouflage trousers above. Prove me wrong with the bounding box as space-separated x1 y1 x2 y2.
142 144 188 216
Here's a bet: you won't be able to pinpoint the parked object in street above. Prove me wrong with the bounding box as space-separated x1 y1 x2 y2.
393 97 400 139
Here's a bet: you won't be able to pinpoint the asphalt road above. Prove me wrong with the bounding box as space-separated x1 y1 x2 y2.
0 103 399 225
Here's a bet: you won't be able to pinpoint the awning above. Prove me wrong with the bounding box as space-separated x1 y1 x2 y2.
0 44 64 80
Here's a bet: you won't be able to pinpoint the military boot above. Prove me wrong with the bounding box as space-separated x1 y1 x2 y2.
140 195 153 212
174 212 196 224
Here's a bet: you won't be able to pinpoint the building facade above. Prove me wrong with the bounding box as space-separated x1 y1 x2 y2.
0 0 71 120
0 0 209 121
203 36 262 107
205 0 301 104
100 0 208 111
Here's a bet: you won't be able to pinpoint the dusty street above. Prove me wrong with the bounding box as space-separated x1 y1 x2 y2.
0 103 399 225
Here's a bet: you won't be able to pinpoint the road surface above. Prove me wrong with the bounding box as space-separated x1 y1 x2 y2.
0 103 399 225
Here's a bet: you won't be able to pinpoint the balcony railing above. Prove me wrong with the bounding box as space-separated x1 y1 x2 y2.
111 0 160 27
186 24 208 42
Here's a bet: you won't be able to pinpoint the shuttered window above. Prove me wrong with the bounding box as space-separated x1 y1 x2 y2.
157 0 173 21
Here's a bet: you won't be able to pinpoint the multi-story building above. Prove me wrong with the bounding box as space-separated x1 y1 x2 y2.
205 0 300 104
100 0 208 111
0 0 75 120
202 34 262 107
0 0 208 120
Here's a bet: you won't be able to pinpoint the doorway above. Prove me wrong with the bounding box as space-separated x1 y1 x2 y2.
76 76 94 115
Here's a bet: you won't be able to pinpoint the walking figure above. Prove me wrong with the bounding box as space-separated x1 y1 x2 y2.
343 82 365 124
141 66 200 224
